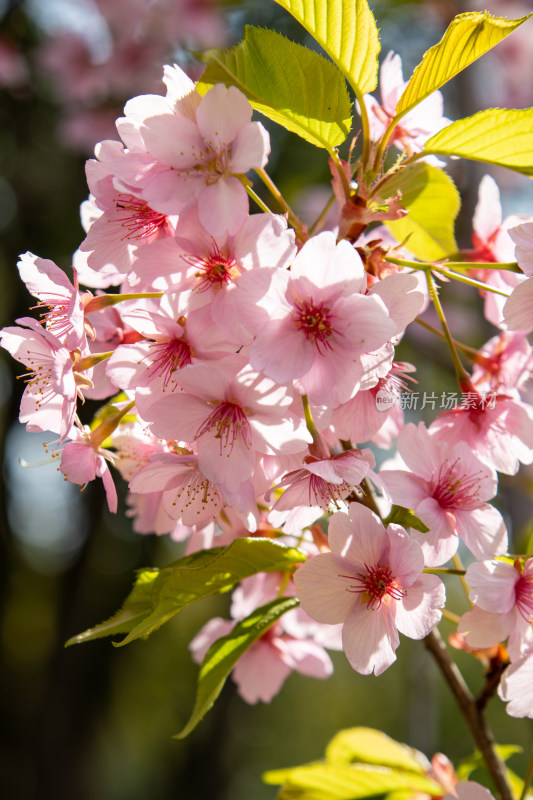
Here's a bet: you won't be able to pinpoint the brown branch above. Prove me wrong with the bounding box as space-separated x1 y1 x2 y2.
424 629 514 800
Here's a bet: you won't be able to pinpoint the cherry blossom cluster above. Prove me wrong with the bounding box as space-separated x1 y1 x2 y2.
2 56 533 721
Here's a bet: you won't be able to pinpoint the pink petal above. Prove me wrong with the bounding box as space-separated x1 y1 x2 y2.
197 177 249 237
342 601 399 676
393 574 444 639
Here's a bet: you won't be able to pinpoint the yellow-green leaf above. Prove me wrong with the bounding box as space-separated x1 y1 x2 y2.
382 163 460 261
197 25 352 150
272 0 380 95
263 762 443 799
423 108 533 176
325 728 428 774
396 11 533 118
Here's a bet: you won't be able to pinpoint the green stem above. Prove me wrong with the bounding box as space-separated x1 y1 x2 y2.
425 271 470 386
245 184 274 215
519 743 533 800
414 318 487 364
372 116 398 173
352 85 371 171
255 168 298 223
438 269 511 297
452 553 472 604
444 261 519 272
301 395 320 441
423 568 466 575
309 192 336 235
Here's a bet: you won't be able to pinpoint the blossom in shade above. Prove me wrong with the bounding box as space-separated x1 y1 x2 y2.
503 278 533 333
189 572 334 704
60 426 118 513
360 51 450 154
295 503 445 675
458 558 533 660
380 422 507 566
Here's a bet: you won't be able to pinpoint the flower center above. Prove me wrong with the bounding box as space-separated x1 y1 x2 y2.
185 244 240 292
430 458 481 509
342 563 406 610
293 299 335 352
115 194 169 240
146 338 192 390
196 401 252 455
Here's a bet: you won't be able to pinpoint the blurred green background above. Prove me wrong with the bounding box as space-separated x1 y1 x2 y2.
1 1 532 798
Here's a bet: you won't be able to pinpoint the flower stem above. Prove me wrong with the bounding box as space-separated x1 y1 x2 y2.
309 192 336 235
423 568 466 575
438 268 511 297
414 318 484 364
245 184 274 215
424 628 514 800
425 271 471 387
255 168 300 229
301 394 319 440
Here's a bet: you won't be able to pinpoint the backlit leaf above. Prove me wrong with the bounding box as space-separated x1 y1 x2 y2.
325 727 428 773
423 108 533 176
197 25 352 149
396 12 532 118
382 163 460 260
272 0 380 95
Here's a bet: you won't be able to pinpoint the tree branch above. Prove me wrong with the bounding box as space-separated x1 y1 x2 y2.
424 629 514 800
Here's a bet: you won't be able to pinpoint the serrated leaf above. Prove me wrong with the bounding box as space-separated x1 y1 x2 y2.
325 728 427 773
272 0 380 95
263 762 443 799
397 11 532 117
65 569 159 646
423 108 533 176
197 25 352 149
383 506 430 534
176 597 299 738
67 539 305 647
382 163 459 260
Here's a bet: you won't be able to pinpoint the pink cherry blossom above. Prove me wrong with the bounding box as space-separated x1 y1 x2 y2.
466 175 528 327
498 647 533 718
295 503 445 675
503 278 533 332
458 558 533 660
140 357 311 496
128 75 270 236
429 391 533 476
380 422 507 566
361 51 450 154
60 426 118 513
17 252 87 350
0 317 93 439
233 231 397 407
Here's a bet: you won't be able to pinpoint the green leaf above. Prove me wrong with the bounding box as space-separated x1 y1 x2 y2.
325 727 427 773
396 11 532 117
382 163 459 261
263 762 443 799
423 108 533 176
383 506 430 534
176 597 299 739
272 0 380 95
197 25 352 149
456 746 522 781
67 539 306 648
65 569 160 646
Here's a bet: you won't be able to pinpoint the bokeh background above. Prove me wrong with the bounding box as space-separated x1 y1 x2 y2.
1 1 533 798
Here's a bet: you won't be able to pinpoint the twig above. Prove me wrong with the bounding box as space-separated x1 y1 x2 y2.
424 628 514 800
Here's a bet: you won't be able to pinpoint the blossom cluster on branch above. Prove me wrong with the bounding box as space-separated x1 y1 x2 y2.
3 2 533 795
